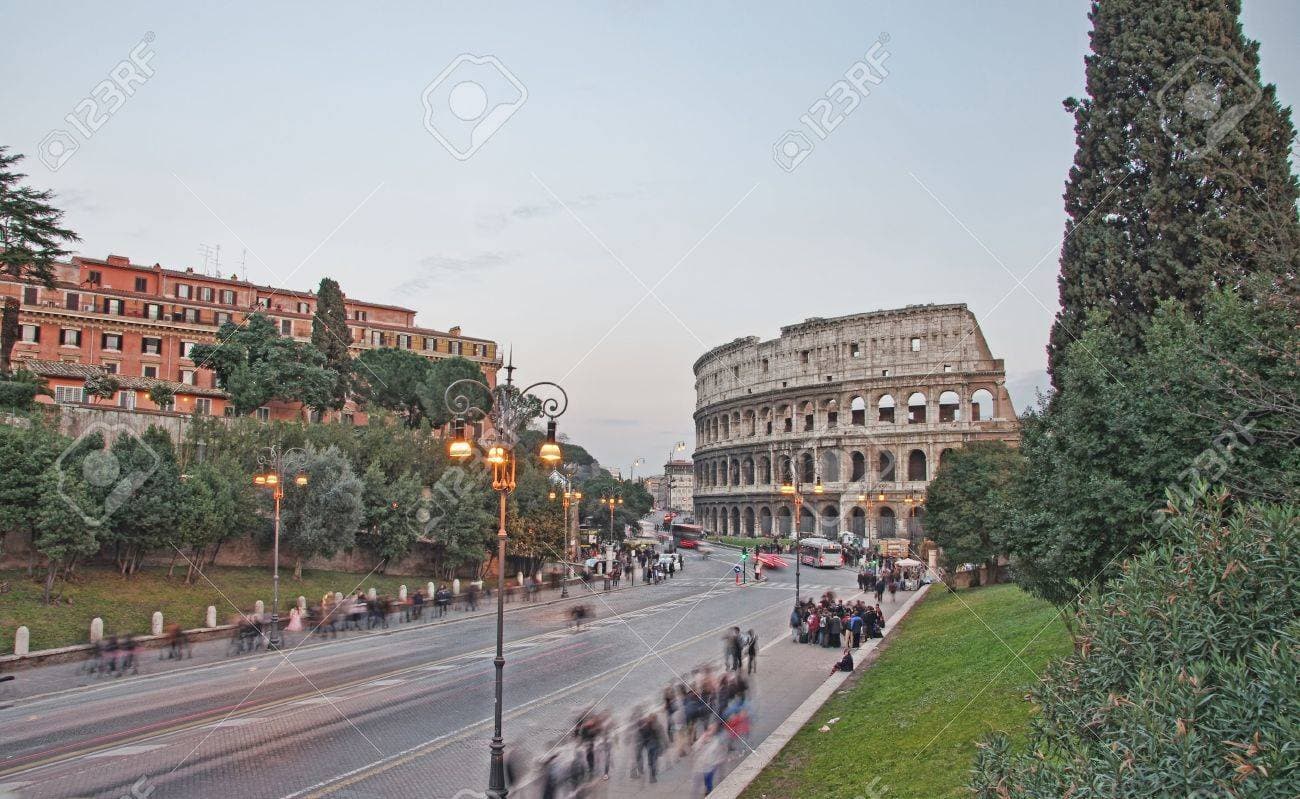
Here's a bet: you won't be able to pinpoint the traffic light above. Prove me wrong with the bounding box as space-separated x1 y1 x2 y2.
741 547 748 560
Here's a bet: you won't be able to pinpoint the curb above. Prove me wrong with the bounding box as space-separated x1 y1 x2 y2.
709 583 933 799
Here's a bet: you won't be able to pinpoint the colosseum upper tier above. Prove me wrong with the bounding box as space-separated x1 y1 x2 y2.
692 303 1019 541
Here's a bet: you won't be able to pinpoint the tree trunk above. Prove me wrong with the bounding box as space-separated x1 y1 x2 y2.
294 557 303 581
42 561 57 604
208 540 224 569
0 297 19 377
167 549 178 578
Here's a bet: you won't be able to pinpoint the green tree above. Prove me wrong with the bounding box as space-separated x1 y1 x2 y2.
353 347 435 428
924 441 1024 586
147 383 175 410
82 372 120 404
191 312 338 415
359 462 423 570
311 277 352 409
0 422 63 568
105 426 182 575
417 356 491 429
178 457 258 583
1008 290 1299 608
1047 0 1300 381
422 465 494 580
33 469 98 603
0 147 80 376
279 445 364 579
972 499 1298 798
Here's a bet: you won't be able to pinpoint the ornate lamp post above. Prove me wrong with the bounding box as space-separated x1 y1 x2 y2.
600 495 623 541
252 445 309 650
444 365 568 799
779 463 823 606
548 484 582 598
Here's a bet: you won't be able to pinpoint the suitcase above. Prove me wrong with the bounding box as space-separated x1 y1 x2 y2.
799 631 809 643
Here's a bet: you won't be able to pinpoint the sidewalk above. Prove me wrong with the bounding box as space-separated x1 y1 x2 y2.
2 571 683 700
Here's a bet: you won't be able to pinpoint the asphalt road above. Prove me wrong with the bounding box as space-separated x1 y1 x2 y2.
0 551 875 799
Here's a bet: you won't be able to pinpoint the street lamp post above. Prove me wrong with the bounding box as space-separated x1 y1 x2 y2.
779 466 823 607
444 364 568 799
600 495 623 542
548 484 582 598
253 445 309 650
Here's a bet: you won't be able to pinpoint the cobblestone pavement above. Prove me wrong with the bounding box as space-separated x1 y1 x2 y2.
0 554 914 799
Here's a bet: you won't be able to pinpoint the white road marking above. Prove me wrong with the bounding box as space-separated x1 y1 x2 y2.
85 744 166 758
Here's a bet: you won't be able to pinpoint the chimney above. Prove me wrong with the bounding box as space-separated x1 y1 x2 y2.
449 326 461 337
106 254 130 266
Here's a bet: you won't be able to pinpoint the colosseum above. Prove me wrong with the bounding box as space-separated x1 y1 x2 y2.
692 303 1019 545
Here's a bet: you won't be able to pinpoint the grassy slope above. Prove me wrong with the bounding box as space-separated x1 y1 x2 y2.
0 564 416 654
741 584 1070 799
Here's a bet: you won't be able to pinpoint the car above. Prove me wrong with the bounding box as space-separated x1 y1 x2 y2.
677 538 698 549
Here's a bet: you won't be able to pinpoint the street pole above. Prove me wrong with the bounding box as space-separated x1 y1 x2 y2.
488 482 508 799
270 484 282 649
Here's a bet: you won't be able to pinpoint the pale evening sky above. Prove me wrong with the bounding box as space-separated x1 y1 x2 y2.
2 1 1297 474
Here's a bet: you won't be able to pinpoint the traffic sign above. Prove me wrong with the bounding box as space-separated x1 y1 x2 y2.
733 564 742 574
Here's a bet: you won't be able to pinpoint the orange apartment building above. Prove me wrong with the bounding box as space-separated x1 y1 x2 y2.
1 253 500 421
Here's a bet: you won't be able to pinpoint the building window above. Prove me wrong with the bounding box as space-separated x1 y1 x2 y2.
118 391 136 410
800 350 810 364
297 301 310 314
180 341 196 359
215 312 231 326
353 310 368 321
910 337 921 352
370 330 383 347
219 289 236 305
198 286 214 302
103 298 124 315
256 406 269 422
65 292 80 310
134 277 148 292
943 364 953 373
87 270 102 284
280 319 293 336
180 369 196 385
175 283 192 299
451 341 463 355
20 324 40 343
142 365 158 379
60 328 82 346
22 286 38 304
850 342 861 357
54 385 85 404
342 412 355 425
141 337 162 355
183 308 200 323
102 362 118 374
101 333 122 351
144 303 163 320
195 398 212 416
397 334 411 349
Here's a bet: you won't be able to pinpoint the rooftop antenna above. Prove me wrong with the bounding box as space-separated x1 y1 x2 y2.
238 248 248 281
503 346 516 386
210 244 221 277
197 243 214 273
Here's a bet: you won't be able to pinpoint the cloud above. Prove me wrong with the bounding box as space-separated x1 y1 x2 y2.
477 187 645 232
1005 368 1050 414
391 251 516 295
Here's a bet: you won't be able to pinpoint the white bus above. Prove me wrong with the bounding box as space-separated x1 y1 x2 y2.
798 537 844 569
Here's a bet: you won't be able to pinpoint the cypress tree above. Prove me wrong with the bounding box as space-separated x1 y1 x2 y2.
1047 0 1299 382
311 277 352 409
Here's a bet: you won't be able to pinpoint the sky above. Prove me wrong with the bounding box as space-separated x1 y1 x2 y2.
2 1 1298 475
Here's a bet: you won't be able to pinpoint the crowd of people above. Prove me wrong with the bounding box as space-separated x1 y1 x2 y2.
856 556 926 602
530 663 755 797
789 591 887 651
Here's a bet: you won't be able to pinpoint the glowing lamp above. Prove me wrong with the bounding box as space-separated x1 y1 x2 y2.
539 420 562 463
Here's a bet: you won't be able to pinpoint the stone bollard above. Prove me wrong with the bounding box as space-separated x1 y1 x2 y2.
206 606 217 628
298 596 307 612
151 611 163 637
518 572 525 587
90 617 104 643
368 587 377 600
452 578 461 596
254 600 265 617
399 585 407 600
335 592 344 603
427 581 435 598
14 626 29 656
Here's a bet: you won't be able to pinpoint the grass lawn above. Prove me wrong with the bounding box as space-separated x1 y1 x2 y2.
0 563 419 654
741 583 1071 799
